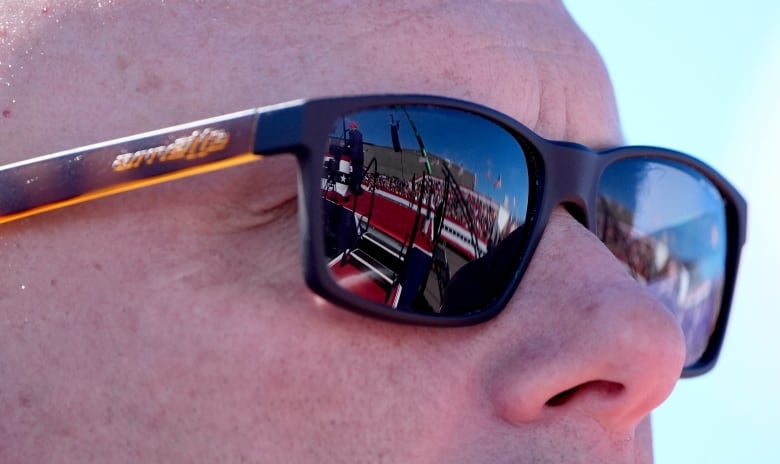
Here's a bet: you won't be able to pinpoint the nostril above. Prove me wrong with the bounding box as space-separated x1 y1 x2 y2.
545 381 625 407
546 387 578 407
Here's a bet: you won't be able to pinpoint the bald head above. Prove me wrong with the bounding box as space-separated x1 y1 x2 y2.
0 0 619 160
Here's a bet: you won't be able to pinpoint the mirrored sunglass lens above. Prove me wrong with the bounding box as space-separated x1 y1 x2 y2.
597 158 728 368
320 104 530 317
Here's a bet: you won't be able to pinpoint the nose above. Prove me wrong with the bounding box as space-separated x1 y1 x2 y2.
487 208 686 431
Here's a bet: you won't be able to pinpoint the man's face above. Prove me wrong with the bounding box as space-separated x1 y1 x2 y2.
0 1 686 462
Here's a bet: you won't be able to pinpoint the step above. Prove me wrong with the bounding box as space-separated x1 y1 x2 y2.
350 248 396 284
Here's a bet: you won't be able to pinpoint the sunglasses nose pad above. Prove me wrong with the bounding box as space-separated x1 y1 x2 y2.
561 202 589 229
440 227 526 315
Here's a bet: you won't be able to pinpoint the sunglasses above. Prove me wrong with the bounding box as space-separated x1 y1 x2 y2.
0 95 746 377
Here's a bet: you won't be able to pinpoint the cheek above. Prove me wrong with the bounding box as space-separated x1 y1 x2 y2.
231 297 488 454
2 186 486 456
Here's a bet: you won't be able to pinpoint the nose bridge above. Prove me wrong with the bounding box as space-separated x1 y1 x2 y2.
489 210 687 430
539 140 602 230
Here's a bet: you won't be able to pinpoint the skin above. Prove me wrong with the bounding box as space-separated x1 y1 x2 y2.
0 1 686 462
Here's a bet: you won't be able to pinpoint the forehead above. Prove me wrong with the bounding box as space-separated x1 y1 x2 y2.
0 0 619 162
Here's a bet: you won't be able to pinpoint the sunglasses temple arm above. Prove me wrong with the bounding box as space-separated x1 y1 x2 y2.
0 110 262 225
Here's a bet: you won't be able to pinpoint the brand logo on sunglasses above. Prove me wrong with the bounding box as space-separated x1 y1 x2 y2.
111 128 230 172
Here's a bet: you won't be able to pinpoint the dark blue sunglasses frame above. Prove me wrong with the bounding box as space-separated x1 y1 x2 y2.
0 94 747 377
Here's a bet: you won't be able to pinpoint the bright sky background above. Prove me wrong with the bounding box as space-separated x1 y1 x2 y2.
565 1 780 462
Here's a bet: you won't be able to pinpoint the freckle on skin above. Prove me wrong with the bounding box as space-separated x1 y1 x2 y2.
2 109 11 118
18 391 32 408
116 55 129 72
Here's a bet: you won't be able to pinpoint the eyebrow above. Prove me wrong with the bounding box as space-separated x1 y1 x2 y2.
0 109 265 224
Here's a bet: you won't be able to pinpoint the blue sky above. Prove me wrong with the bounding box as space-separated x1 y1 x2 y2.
565 1 780 462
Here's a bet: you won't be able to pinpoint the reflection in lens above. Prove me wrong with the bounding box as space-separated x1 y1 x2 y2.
320 105 530 316
597 159 727 367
